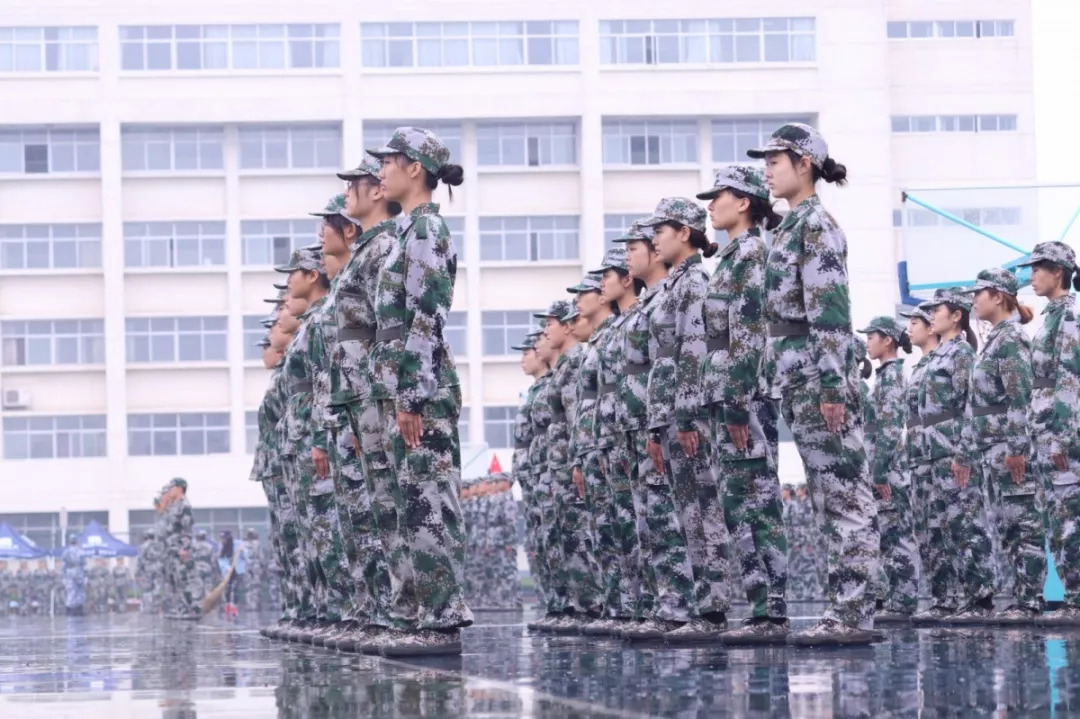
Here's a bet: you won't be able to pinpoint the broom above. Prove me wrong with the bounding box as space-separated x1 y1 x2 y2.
201 550 239 616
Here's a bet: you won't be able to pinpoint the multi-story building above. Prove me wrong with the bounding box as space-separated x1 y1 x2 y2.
0 0 1034 547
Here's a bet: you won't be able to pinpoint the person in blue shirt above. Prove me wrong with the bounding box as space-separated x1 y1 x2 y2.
218 530 248 619
61 535 87 616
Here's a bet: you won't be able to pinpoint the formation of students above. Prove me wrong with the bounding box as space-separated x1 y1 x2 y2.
512 121 1080 646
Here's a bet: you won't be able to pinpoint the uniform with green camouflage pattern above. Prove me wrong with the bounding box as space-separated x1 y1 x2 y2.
525 372 559 613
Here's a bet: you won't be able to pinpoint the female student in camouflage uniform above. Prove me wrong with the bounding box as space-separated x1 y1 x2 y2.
1018 242 1080 624
959 268 1045 624
858 316 920 622
640 197 735 643
748 123 878 645
696 166 789 643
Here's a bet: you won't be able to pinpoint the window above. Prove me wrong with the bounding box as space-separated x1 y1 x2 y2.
2 320 104 366
899 206 1022 227
125 316 228 363
886 20 1015 39
3 415 107 460
361 21 579 67
481 310 536 356
479 216 579 262
444 216 465 262
458 410 470 445
604 213 645 250
0 26 97 72
121 126 224 172
712 117 813 164
0 223 101 270
241 219 316 266
602 119 698 166
0 127 99 174
483 406 516 449
890 114 1017 133
128 412 230 456
244 315 266 360
120 24 339 71
238 124 341 170
600 17 815 65
476 121 577 167
123 221 226 268
363 121 462 165
245 410 258 453
445 311 467 357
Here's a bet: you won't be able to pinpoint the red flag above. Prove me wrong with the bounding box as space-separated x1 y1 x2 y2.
488 454 502 474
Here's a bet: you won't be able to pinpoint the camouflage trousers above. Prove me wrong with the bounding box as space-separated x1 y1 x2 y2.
657 420 735 617
532 474 568 614
377 387 472 630
872 471 920 613
980 442 1047 610
262 476 301 619
281 457 319 621
781 382 878 628
1039 449 1080 608
627 428 696 622
583 447 640 619
517 473 552 609
164 556 200 616
551 465 603 614
330 415 392 627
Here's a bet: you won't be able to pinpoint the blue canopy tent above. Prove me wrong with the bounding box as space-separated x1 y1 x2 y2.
0 522 48 559
61 520 138 558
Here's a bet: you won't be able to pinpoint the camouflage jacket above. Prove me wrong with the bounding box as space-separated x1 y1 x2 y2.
871 359 906 483
512 381 539 476
527 373 553 473
491 491 518 550
332 219 397 408
618 283 664 432
961 319 1032 460
571 315 614 462
193 539 216 573
249 363 283 482
860 379 876 469
702 226 769 424
369 203 460 412
111 566 132 594
310 278 344 445
1030 295 1080 457
547 343 585 470
281 297 327 456
917 335 975 462
647 254 709 432
596 310 633 446
764 194 855 405
164 497 194 556
904 353 932 466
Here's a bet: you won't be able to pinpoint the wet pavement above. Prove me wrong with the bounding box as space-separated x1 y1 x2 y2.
3 606 1080 717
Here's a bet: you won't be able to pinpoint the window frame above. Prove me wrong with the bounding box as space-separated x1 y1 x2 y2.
2 414 107 460
476 120 578 168
119 23 340 71
0 26 99 72
360 20 580 68
481 310 539 356
478 215 580 263
601 119 699 166
120 125 225 173
237 123 342 171
1 319 105 367
0 127 100 175
124 315 229 364
0 223 102 271
127 411 231 456
122 220 227 269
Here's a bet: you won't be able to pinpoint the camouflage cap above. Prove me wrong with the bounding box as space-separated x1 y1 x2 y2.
590 247 628 273
509 333 539 351
274 246 323 274
746 122 828 170
263 296 285 304
567 272 603 294
563 304 581 323
335 154 382 182
925 287 973 312
637 197 708 234
611 222 655 245
899 301 934 324
272 282 287 291
696 165 770 201
367 126 451 175
169 477 187 492
309 193 346 217
1016 241 1077 272
255 337 272 348
961 267 1019 296
533 299 573 322
857 315 906 344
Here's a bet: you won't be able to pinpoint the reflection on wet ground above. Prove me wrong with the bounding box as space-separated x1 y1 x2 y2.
3 606 1080 717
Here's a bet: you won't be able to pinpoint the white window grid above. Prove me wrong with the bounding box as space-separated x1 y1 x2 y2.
121 126 224 172
238 124 341 170
445 310 467 357
123 221 226 269
600 17 815 65
483 406 516 449
712 117 814 163
360 21 578 68
0 223 101 270
0 127 100 174
481 310 538 356
362 121 462 166
458 409 470 445
245 410 258 453
602 119 698 165
2 415 107 460
479 216 579 262
241 219 316 266
900 207 1022 227
125 316 228 363
476 121 577 167
0 26 98 72
886 20 1015 39
890 114 1018 133
119 24 339 71
444 216 465 262
1 319 105 367
127 412 230 456
244 315 266 361
603 213 646 250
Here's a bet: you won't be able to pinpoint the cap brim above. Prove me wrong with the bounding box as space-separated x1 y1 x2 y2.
532 312 555 320
1014 257 1039 268
273 265 298 273
509 344 532 351
366 146 395 158
746 141 788 159
695 188 722 201
636 215 664 228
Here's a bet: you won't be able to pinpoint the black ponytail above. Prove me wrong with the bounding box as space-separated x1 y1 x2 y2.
860 358 872 380
661 221 713 256
897 331 912 354
947 303 978 349
816 157 848 186
729 188 783 231
1072 270 1080 293
426 163 465 201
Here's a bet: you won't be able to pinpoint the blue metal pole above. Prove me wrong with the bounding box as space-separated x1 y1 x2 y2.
902 192 1030 255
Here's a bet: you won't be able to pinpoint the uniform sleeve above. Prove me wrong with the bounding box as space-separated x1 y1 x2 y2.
1001 336 1033 457
674 271 709 432
799 221 852 405
872 368 906 483
956 350 978 466
1050 312 1080 456
398 217 456 414
724 245 767 425
178 507 194 553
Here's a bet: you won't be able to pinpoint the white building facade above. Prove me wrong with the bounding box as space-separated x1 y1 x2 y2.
0 0 1034 546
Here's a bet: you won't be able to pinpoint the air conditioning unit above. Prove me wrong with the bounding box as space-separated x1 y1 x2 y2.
2 389 31 410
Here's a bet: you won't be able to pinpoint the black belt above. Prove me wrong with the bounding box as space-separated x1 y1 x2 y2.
515 440 530 450
293 382 313 393
920 410 959 427
655 346 676 359
339 327 375 342
581 389 598 400
376 327 405 342
1033 378 1055 389
599 383 617 395
972 404 1008 418
769 322 810 337
624 362 650 375
707 333 730 352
